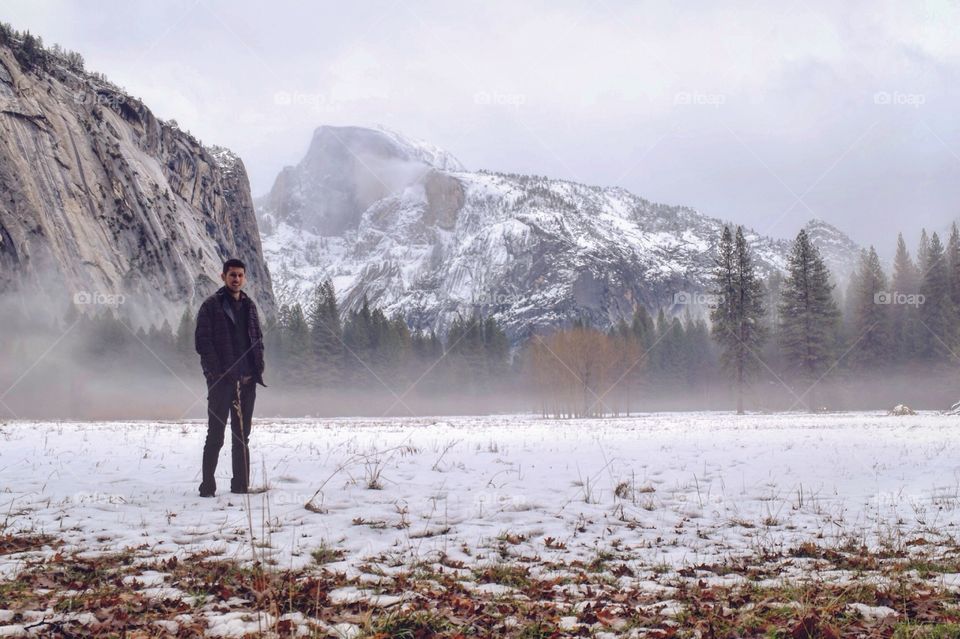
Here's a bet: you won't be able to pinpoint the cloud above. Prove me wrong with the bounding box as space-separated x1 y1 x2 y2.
1 0 958 253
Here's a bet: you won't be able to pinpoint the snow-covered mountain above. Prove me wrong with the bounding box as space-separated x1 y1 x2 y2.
257 126 858 341
803 218 862 279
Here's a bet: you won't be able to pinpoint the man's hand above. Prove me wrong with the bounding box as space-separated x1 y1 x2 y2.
240 375 253 384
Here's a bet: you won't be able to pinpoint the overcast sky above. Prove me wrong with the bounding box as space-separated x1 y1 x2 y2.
3 0 959 254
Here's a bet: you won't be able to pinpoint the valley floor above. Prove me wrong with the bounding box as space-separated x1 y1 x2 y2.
2 412 960 637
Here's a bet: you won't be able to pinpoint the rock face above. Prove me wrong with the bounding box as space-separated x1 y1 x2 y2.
0 38 275 328
259 125 464 236
258 126 859 342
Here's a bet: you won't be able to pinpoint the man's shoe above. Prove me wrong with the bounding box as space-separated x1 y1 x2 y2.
199 483 216 498
230 487 248 494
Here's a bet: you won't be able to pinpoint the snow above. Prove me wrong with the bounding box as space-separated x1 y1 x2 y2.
2 411 958 583
207 145 241 172
329 623 361 639
327 586 405 606
847 603 899 619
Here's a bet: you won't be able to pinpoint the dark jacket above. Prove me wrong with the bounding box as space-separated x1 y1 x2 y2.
195 286 266 387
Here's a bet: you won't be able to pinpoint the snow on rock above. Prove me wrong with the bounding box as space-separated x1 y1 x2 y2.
374 124 466 172
890 404 917 416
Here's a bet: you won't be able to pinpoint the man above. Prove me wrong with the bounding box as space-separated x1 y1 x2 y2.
194 258 266 498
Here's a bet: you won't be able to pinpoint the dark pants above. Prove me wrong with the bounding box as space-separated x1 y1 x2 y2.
200 377 257 493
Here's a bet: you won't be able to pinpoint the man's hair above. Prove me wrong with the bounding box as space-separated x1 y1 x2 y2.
222 258 246 274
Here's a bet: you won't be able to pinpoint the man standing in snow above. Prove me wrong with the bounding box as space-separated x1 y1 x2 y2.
194 258 266 498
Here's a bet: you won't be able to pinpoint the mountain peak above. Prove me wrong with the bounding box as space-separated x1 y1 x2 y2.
307 125 464 172
263 125 465 235
802 218 856 244
802 218 859 277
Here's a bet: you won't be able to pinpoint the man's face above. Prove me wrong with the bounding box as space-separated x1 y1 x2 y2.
221 267 246 293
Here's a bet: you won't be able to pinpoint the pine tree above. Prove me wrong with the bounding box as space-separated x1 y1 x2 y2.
389 316 413 382
710 226 766 413
343 296 374 383
482 316 510 380
842 254 864 343
86 308 128 359
306 279 343 385
778 229 840 408
649 308 671 381
890 233 920 361
947 223 960 312
266 304 290 376
665 317 687 384
648 312 686 386
446 314 489 391
175 307 193 360
760 272 783 369
711 226 737 346
631 306 655 350
917 229 931 275
369 308 393 369
946 222 960 344
17 32 44 70
849 247 890 367
683 316 713 388
918 231 956 360
282 303 312 383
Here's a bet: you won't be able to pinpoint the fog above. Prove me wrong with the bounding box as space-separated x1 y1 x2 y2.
2 288 957 422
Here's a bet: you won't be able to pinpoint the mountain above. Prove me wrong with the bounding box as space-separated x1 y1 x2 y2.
0 30 275 328
257 126 858 342
802 218 861 280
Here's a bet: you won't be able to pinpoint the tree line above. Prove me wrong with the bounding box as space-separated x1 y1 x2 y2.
525 223 960 416
5 222 958 416
262 280 511 393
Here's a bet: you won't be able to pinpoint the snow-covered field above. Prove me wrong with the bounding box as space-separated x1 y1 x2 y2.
3 411 960 636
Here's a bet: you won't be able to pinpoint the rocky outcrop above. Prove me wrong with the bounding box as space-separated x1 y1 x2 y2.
0 37 275 328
